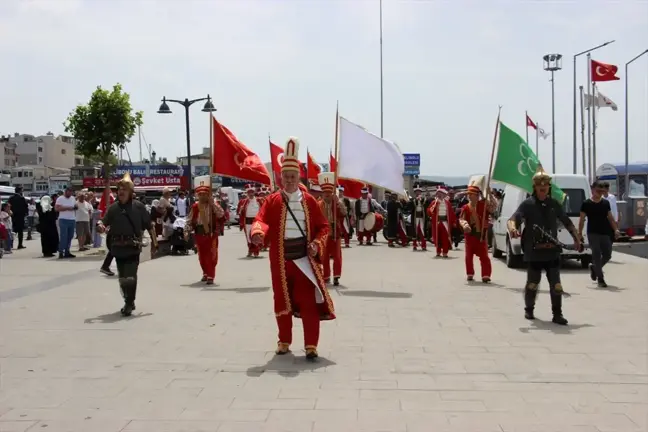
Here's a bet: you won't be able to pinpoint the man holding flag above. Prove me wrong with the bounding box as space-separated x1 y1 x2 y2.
494 122 581 325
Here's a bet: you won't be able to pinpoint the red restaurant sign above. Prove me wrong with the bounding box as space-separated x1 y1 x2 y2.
83 176 185 188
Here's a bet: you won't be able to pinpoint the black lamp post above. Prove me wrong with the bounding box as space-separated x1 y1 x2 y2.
157 95 216 194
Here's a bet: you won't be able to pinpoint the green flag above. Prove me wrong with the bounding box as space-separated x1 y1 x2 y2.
491 122 565 202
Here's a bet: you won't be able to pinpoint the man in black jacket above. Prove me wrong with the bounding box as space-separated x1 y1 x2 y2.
8 186 28 249
507 167 582 325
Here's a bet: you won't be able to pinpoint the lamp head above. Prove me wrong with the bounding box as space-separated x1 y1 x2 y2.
157 97 172 114
201 95 217 112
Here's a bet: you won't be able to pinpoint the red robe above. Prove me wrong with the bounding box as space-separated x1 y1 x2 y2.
239 197 264 254
318 197 346 280
186 202 226 280
427 198 456 251
251 191 335 321
459 200 493 278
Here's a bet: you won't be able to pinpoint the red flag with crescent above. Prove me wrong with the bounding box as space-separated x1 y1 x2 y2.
307 151 322 185
591 59 620 82
269 140 306 188
212 117 271 185
329 153 365 199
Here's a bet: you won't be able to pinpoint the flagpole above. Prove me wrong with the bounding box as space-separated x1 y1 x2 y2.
535 122 539 157
586 53 593 182
579 86 586 176
208 112 214 202
525 111 529 144
592 82 598 177
480 106 502 243
379 0 384 138
333 101 340 241
268 134 275 190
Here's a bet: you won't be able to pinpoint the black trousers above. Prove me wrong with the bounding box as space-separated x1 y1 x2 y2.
102 235 114 269
12 219 24 247
524 259 564 316
116 254 140 305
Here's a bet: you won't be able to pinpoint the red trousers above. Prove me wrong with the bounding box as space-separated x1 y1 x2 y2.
276 260 320 348
357 229 372 244
434 223 451 255
322 237 342 280
413 223 426 249
341 231 350 247
465 235 491 278
195 234 219 279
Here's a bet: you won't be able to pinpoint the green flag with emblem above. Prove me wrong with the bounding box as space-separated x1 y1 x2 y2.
491 122 565 202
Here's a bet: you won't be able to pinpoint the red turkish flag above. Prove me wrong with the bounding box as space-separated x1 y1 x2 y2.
526 114 537 130
307 151 322 184
212 116 271 185
591 60 620 82
269 140 284 188
330 153 365 199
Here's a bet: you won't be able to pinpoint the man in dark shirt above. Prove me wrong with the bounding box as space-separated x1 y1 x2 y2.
507 167 582 325
578 182 620 288
7 186 28 249
97 173 157 317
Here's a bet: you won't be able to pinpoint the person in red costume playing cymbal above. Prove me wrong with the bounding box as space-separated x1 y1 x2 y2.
317 171 347 286
250 137 335 361
427 187 456 257
184 175 226 285
459 184 497 283
239 184 262 257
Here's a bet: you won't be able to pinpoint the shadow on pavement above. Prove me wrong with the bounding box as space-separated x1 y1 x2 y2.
518 320 594 335
84 312 153 324
339 290 413 299
205 287 270 294
504 287 579 297
246 354 335 378
587 284 625 292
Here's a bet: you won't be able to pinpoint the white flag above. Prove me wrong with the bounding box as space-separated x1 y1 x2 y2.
584 92 618 111
338 116 406 196
536 125 550 140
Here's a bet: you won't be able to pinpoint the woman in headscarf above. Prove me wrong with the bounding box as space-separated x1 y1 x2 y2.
36 194 59 257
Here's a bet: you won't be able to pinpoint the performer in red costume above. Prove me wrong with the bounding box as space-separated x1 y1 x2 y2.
317 172 346 286
251 137 335 361
459 185 497 282
427 187 456 257
239 185 262 257
355 187 374 245
409 185 431 251
337 186 353 247
184 176 226 284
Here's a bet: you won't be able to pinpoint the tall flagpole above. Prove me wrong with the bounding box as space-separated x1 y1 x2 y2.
592 82 598 176
579 85 586 175
333 101 340 241
379 0 384 138
480 106 502 243
535 122 539 157
525 111 529 144
268 134 275 190
586 53 593 182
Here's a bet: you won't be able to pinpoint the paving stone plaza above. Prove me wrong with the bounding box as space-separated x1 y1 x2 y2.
1 232 646 432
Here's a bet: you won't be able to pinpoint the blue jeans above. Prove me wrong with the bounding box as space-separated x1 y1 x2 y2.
58 219 76 254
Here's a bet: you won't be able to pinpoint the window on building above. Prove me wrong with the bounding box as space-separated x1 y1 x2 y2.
38 157 43 163
61 149 66 155
38 147 43 152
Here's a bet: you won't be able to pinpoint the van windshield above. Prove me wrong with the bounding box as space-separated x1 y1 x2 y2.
562 188 586 217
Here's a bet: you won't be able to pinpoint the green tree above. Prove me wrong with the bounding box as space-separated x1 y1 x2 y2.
64 84 143 184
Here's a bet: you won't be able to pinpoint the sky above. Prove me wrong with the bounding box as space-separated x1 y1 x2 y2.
1 0 647 176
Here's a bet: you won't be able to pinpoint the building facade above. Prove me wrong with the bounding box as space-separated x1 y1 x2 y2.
8 132 82 168
10 165 70 194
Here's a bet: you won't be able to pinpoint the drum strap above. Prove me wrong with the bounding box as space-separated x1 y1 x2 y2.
281 193 307 238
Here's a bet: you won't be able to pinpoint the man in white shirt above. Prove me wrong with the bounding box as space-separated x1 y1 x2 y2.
601 182 619 223
75 193 93 252
54 187 77 259
27 198 36 240
175 191 188 217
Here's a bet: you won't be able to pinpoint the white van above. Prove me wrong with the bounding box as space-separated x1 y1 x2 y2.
492 174 592 268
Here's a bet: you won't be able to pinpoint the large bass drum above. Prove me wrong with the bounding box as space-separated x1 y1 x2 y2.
362 212 376 232
372 213 384 233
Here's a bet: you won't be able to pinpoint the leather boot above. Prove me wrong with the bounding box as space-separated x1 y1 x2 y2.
524 287 537 320
551 293 568 325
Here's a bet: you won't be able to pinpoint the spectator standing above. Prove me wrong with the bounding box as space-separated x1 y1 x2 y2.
27 198 36 240
175 191 188 217
54 187 77 259
75 193 93 252
8 186 28 249
1 202 13 253
578 181 621 288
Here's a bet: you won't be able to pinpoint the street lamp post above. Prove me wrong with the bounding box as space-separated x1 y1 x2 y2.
157 95 216 194
623 49 648 198
543 54 562 173
571 40 615 174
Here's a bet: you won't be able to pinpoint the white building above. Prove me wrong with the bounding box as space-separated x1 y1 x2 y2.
10 165 70 195
8 132 83 168
1 135 18 177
